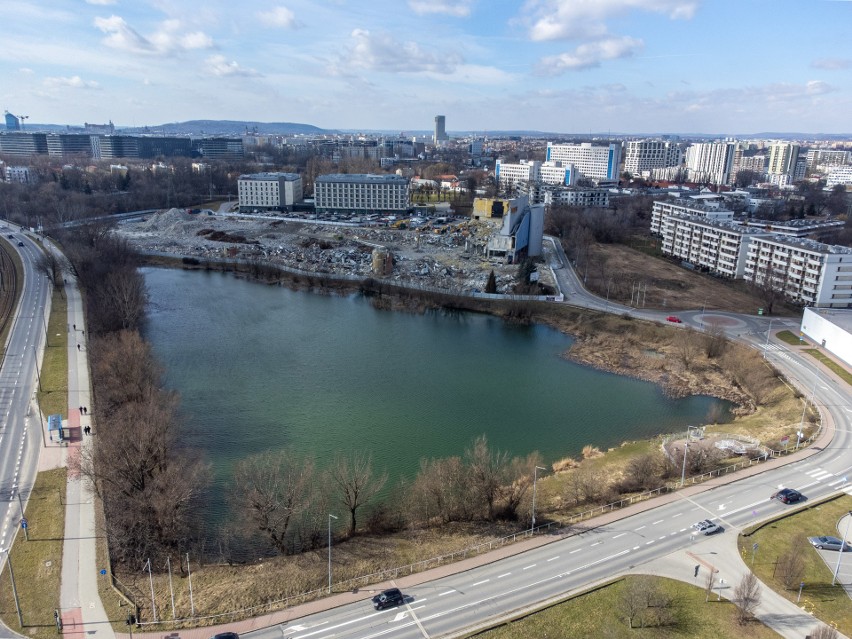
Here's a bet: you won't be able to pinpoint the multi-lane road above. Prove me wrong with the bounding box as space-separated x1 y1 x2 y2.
0 225 51 557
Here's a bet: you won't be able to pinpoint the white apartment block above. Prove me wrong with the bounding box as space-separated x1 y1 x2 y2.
495 159 573 190
650 200 734 235
517 183 609 207
545 142 621 183
4 166 35 183
623 140 683 176
314 174 410 213
826 166 852 188
806 149 849 168
238 172 303 211
656 213 763 279
744 236 852 308
767 143 800 177
684 142 736 185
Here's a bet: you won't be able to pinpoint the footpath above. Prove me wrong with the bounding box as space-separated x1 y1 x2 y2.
23 287 852 639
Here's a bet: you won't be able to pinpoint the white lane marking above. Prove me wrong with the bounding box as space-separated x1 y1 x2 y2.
632 546 640 550
646 540 655 545
652 520 664 525
612 533 626 539
472 579 489 587
496 573 511 579
569 548 581 554
547 556 559 562
439 590 455 596
590 542 602 547
659 536 667 540
634 525 646 531
671 512 682 518
522 564 536 570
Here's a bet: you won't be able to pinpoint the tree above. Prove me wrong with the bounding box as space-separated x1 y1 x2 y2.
703 323 728 359
231 449 317 554
484 270 497 294
674 327 702 370
827 184 848 217
733 572 761 624
811 624 839 639
411 456 469 524
749 263 787 316
776 537 807 589
330 451 387 535
465 435 508 521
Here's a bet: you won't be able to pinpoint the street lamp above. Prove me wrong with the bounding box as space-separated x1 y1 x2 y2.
832 511 852 586
531 466 546 532
328 514 338 594
0 548 23 627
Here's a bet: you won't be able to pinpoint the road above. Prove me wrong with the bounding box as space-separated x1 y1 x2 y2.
0 226 51 557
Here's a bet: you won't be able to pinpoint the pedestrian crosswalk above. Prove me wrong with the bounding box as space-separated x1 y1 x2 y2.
763 343 793 362
803 466 852 494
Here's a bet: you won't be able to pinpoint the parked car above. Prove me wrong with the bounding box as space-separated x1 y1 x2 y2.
807 536 851 551
209 633 239 639
372 587 405 610
666 315 682 323
771 488 803 504
691 519 722 535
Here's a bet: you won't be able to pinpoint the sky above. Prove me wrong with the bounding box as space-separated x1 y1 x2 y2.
3 0 852 135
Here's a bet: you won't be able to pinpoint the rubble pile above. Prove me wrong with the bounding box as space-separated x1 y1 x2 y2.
119 211 554 295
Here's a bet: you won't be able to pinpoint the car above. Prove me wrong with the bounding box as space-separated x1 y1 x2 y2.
771 488 803 504
17 241 24 247
666 315 682 323
807 536 852 551
372 587 404 610
209 633 239 639
691 519 722 535
7 234 13 239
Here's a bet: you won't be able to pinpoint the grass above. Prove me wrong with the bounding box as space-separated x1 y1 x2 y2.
37 286 69 418
0 469 66 639
471 575 782 639
776 330 804 346
804 349 852 385
739 494 852 635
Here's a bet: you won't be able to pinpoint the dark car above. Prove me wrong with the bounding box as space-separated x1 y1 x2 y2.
209 633 239 639
771 488 802 504
17 241 24 247
372 588 404 610
7 234 14 239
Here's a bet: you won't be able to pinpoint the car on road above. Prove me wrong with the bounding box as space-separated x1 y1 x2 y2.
691 519 722 535
807 535 851 551
17 241 24 247
666 315 682 323
771 488 803 504
372 587 404 610
209 633 239 639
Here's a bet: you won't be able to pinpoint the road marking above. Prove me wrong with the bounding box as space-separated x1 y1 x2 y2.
671 512 682 518
522 564 536 570
439 590 455 596
569 548 581 554
496 573 510 579
634 525 646 531
612 533 626 539
652 520 664 525
633 546 640 550
547 556 559 562
590 542 602 547
472 580 489 587
646 540 655 545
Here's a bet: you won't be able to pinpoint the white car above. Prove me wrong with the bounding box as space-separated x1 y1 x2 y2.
692 519 722 535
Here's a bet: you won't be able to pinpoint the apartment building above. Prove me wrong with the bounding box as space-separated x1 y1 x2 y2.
237 172 303 211
650 200 734 235
767 143 800 177
516 183 609 207
826 166 852 189
744 236 852 308
684 142 736 186
545 142 621 183
4 166 35 184
623 140 683 176
806 149 850 168
314 174 410 213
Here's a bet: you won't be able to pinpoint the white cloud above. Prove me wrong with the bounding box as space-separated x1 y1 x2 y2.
204 54 261 77
408 0 475 17
525 0 699 41
811 57 851 70
259 6 299 28
43 75 100 89
333 29 463 75
537 36 643 73
94 14 214 55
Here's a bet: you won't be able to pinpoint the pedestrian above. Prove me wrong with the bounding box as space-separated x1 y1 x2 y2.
694 565 700 578
83 407 88 415
79 406 83 414
73 323 76 330
77 343 80 351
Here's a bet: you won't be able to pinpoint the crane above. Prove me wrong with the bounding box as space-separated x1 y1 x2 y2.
19 115 29 130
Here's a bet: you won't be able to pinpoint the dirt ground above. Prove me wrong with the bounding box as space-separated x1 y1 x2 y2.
581 241 798 316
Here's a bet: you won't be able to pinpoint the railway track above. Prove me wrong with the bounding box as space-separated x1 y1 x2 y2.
0 241 21 347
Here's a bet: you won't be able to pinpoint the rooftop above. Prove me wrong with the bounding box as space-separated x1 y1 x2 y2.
316 173 408 184
239 172 300 181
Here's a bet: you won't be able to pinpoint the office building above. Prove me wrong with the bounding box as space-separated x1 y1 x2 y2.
238 173 303 211
684 142 736 186
623 140 683 176
314 174 410 213
0 133 48 155
545 142 621 183
434 115 448 144
4 112 20 131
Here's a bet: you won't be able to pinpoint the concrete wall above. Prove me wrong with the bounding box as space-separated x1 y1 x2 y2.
801 308 852 367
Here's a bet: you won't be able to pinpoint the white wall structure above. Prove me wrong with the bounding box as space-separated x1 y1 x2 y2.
238 172 303 211
545 142 621 183
314 174 410 212
800 308 852 367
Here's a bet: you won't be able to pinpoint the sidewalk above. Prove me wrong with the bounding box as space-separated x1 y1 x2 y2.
57 277 115 639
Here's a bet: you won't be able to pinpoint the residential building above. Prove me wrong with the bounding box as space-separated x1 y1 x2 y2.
650 200 733 235
4 166 35 184
545 142 621 183
806 149 849 168
517 183 609 207
684 142 736 186
314 174 410 213
238 172 303 211
623 140 683 176
744 218 845 239
767 143 800 178
826 166 852 189
744 235 852 307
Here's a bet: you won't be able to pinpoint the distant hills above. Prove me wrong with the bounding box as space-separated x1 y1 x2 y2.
119 120 328 136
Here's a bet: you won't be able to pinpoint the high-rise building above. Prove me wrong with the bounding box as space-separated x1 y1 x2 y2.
767 143 800 177
433 116 448 144
314 174 410 213
623 140 683 176
4 112 21 131
684 142 736 186
545 142 621 183
238 172 303 211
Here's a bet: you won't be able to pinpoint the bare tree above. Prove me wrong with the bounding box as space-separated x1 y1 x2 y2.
411 456 469 524
102 268 148 330
733 572 762 624
35 251 63 286
330 451 387 535
705 568 715 602
811 624 839 639
231 449 317 555
703 323 728 359
465 435 508 521
776 537 807 589
674 327 702 370
620 577 649 628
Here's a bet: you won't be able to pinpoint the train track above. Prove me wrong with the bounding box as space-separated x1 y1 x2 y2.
0 241 21 349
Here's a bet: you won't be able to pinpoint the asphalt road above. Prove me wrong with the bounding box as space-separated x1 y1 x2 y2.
0 225 51 557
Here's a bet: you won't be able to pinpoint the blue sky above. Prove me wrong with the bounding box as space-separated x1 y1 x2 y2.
3 0 851 134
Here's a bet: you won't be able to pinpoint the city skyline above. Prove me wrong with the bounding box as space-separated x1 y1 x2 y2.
3 0 852 134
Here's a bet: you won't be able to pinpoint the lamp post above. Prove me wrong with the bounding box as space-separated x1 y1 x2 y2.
832 511 852 586
328 514 338 594
531 466 546 532
0 548 23 627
